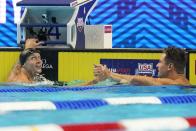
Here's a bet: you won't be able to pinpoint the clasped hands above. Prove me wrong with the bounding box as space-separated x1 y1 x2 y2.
93 64 111 82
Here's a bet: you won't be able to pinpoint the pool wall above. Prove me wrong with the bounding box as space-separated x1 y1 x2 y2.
0 48 195 84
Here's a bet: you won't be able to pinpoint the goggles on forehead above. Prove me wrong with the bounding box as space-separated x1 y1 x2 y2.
19 48 40 65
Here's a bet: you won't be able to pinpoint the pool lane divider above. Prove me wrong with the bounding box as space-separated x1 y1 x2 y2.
0 85 193 93
0 86 122 92
0 95 196 111
0 117 195 131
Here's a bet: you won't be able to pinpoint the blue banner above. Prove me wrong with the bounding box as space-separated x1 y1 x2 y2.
100 59 159 77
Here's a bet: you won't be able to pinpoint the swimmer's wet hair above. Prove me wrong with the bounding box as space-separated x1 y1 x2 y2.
19 48 40 65
163 46 186 74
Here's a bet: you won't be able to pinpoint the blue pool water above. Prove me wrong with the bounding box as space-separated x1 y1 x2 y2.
0 85 195 101
0 84 195 128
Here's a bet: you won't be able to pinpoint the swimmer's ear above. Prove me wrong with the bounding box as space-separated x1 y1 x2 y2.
168 63 174 70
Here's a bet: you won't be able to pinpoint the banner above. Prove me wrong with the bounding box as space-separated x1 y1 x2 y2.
58 52 161 81
100 59 158 77
189 53 196 85
40 50 58 81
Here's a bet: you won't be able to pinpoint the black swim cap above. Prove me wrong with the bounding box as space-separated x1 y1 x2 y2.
19 48 40 65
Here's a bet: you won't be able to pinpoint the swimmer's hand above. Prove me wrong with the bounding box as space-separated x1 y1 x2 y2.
94 64 111 81
25 38 42 49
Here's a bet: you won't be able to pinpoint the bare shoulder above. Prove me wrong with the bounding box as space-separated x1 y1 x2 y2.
175 77 190 86
158 77 190 86
7 64 21 82
7 71 31 83
155 78 176 85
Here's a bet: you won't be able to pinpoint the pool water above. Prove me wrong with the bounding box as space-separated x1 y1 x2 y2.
0 84 195 129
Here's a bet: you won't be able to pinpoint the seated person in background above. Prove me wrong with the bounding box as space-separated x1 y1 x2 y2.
7 39 51 84
91 46 190 86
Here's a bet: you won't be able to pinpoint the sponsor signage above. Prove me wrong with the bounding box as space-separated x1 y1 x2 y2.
100 59 158 77
195 60 196 75
77 18 84 32
104 25 112 33
40 50 58 81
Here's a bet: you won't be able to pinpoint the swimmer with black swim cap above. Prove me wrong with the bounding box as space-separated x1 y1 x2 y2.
8 48 44 83
8 39 66 86
7 39 49 83
19 48 40 65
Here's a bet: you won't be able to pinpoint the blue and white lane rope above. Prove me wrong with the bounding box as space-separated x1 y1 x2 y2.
0 95 196 111
0 85 193 93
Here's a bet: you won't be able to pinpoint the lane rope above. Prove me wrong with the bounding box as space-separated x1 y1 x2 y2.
0 117 195 131
0 95 195 111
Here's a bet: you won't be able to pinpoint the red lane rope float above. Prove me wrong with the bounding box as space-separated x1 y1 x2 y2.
0 117 195 131
61 122 125 131
60 117 196 131
186 117 196 127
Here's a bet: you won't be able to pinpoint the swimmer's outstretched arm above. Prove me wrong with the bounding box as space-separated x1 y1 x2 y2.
94 64 181 86
78 79 99 86
108 72 181 86
109 72 132 82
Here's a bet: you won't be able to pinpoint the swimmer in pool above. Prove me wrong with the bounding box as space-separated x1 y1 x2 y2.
90 46 190 86
7 39 51 84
